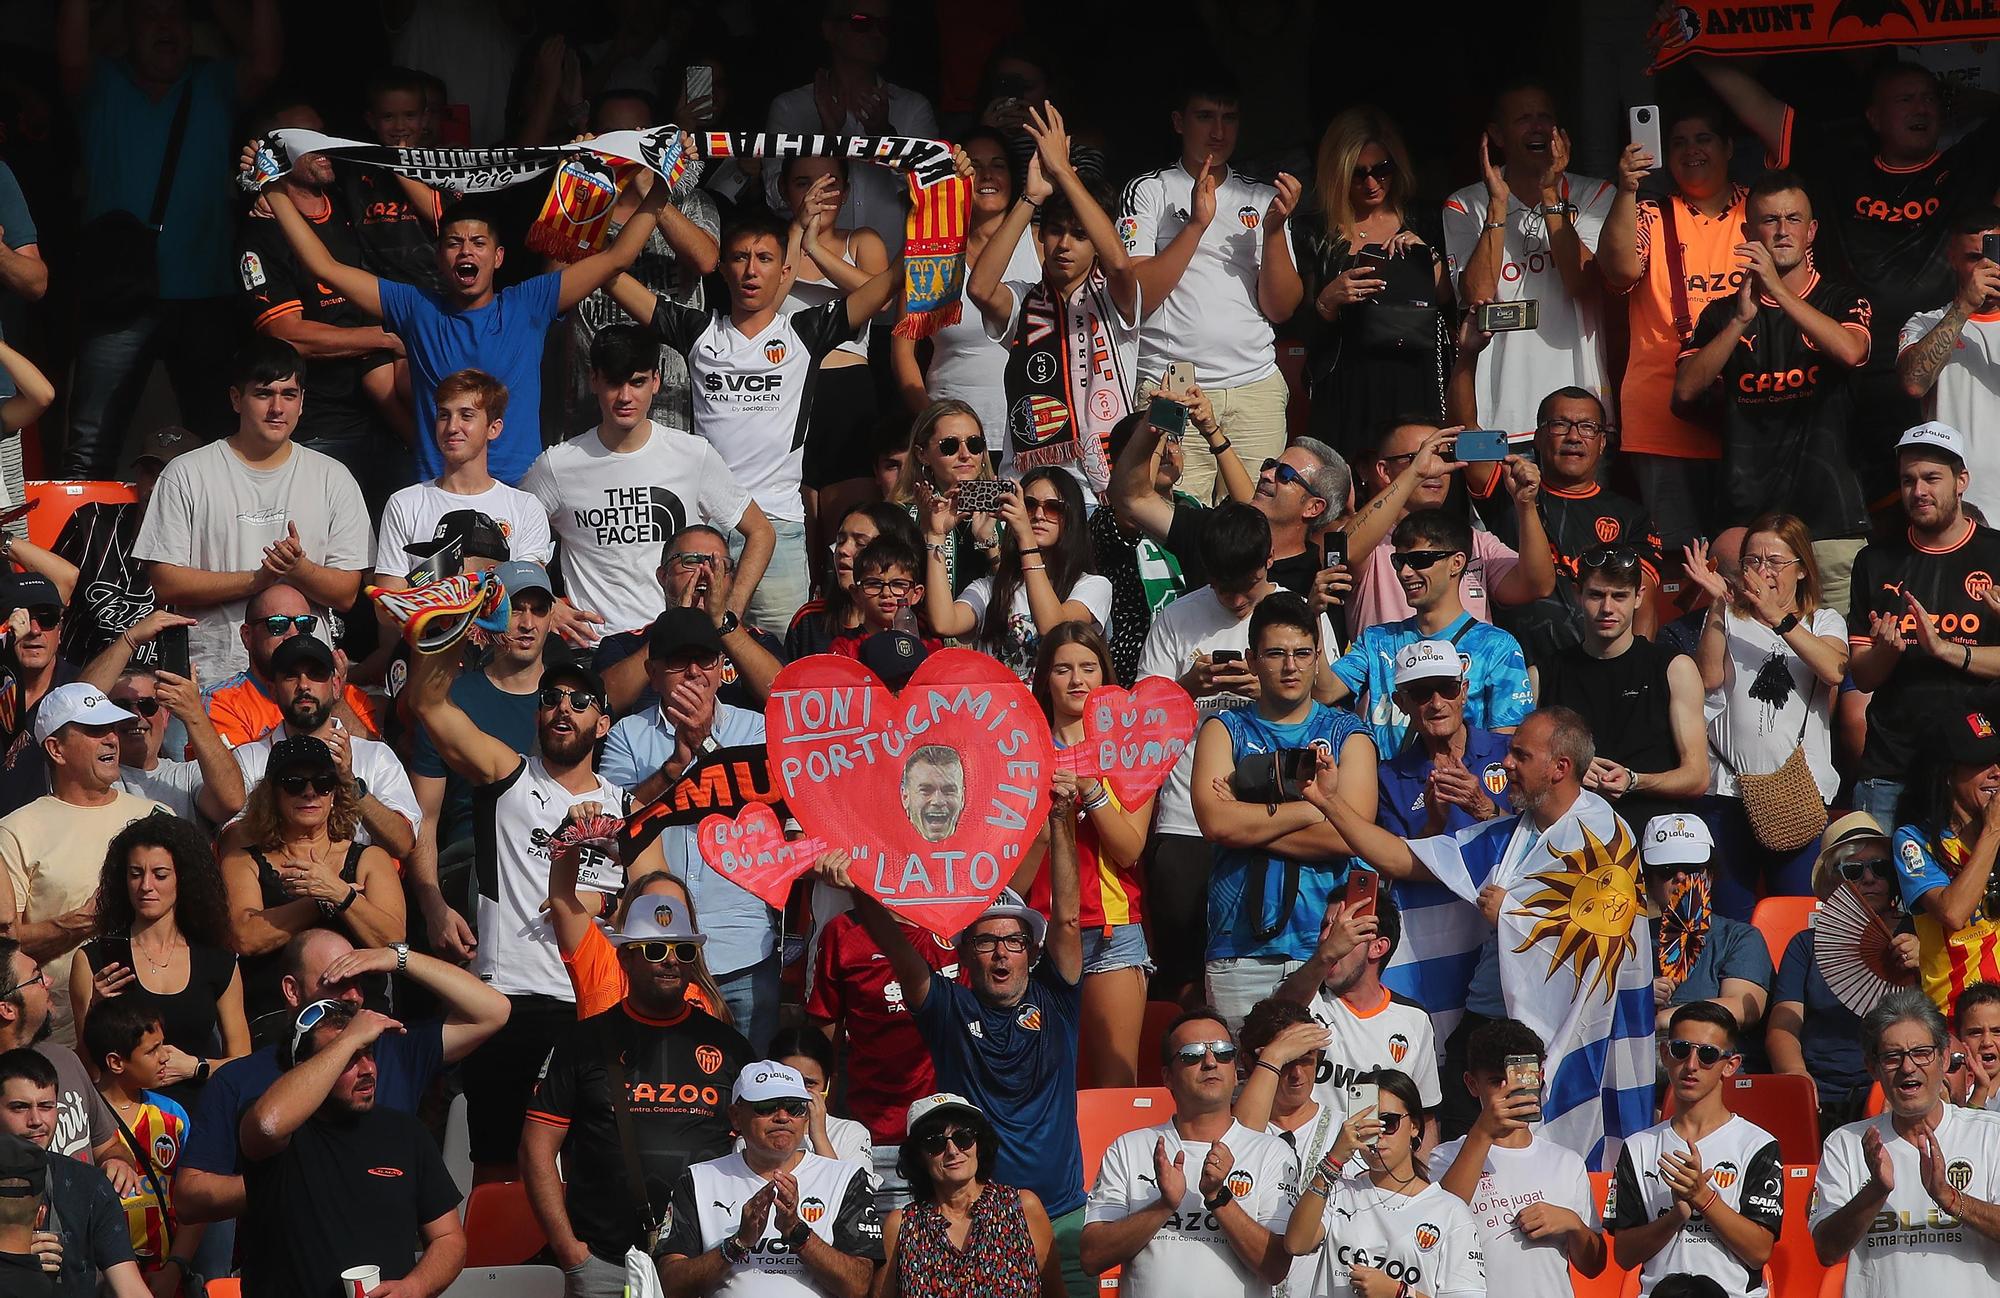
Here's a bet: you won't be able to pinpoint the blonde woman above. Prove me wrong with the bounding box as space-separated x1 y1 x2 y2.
1292 108 1453 456
891 399 1001 597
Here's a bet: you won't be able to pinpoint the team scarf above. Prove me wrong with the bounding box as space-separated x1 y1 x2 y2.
248 126 972 337
1001 269 1130 494
1651 2 2000 69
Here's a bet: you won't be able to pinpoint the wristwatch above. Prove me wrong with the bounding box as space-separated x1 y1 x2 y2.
720 1236 751 1265
391 941 410 972
783 1220 813 1248
194 1059 210 1084
716 610 740 637
351 776 369 802
1773 613 1800 635
1203 1185 1235 1211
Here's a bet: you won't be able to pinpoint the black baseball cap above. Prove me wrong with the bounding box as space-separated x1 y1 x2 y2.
0 1131 45 1198
859 629 929 689
269 634 337 677
1946 708 2000 767
406 509 510 563
268 733 339 781
648 608 724 661
1 574 61 612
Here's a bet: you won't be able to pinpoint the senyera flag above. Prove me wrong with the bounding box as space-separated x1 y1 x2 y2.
1651 2 2000 69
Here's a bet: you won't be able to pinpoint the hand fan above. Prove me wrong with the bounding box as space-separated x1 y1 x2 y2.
1813 883 1914 1015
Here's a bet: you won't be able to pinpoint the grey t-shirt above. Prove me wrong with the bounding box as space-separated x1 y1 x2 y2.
131 439 372 683
566 187 720 435
35 1042 113 1165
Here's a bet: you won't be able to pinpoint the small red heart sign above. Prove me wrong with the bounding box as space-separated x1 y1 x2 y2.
765 649 1054 939
1074 676 1197 807
696 803 826 911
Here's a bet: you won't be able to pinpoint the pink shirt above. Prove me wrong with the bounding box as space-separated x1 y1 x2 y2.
1350 526 1522 628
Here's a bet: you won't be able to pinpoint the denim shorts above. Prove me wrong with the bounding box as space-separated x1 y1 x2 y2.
1081 922 1154 976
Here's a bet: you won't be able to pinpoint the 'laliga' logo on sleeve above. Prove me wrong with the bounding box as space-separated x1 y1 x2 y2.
1902 839 1928 876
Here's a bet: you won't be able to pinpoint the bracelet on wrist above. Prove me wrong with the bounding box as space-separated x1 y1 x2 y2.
1254 1058 1284 1077
1208 438 1233 455
1017 546 1043 556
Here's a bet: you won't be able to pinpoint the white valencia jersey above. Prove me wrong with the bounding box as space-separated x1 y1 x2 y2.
1427 1131 1597 1295
662 1149 883 1294
1307 987 1442 1117
1119 163 1279 389
1314 1175 1485 1298
1085 1119 1299 1298
471 757 628 998
1609 1114 1784 1297
1813 1106 2000 1297
1440 174 1615 433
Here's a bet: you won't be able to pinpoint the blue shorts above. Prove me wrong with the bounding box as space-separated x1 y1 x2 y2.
1081 922 1153 976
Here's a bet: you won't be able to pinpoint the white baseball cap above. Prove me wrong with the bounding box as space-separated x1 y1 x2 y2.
1642 814 1715 869
956 887 1047 949
905 1092 985 1131
1896 421 1967 466
1393 639 1463 689
732 1060 812 1104
610 895 707 947
33 683 137 744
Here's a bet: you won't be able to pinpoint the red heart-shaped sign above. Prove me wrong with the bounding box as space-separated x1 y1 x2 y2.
766 649 1055 939
1074 676 1198 807
695 804 825 911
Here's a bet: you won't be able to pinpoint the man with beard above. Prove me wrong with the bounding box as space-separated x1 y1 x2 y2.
0 686 165 1043
236 1003 464 1298
901 746 965 844
205 581 381 750
524 898 750 1298
218 635 417 859
0 575 82 816
0 939 138 1182
407 647 626 1181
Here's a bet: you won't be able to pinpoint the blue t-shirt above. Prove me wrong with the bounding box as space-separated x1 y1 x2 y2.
0 161 37 396
79 59 238 300
913 961 1083 1215
1377 725 1513 839
409 670 538 847
46 1151 134 1294
1657 912 1773 1007
179 1020 445 1177
1331 612 1533 754
380 272 563 483
1208 702 1374 962
1772 927 1869 1107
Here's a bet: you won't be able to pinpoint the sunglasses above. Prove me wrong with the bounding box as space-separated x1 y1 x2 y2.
539 685 604 714
277 773 340 797
21 605 61 631
934 435 985 457
1664 1038 1735 1067
917 1126 980 1155
749 1099 811 1118
114 696 162 717
281 662 335 684
1171 1040 1239 1065
1374 1112 1410 1135
1838 855 1893 882
662 650 722 672
289 998 343 1059
628 940 700 965
1399 678 1462 703
257 614 319 636
1391 549 1457 572
1581 547 1642 572
1260 459 1324 499
1352 159 1396 183
1022 496 1064 520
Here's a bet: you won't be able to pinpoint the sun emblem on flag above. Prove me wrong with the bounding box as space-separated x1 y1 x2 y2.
1509 820 1642 997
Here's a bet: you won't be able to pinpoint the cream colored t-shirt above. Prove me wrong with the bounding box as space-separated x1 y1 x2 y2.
0 791 167 1043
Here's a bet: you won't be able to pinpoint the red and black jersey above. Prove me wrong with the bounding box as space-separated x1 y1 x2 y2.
1775 109 2000 370
525 1002 751 1261
236 204 387 441
1848 523 2000 782
336 166 442 291
1473 477 1661 665
1685 271 1872 540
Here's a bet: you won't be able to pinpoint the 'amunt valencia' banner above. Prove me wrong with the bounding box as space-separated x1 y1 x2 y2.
1652 1 2000 69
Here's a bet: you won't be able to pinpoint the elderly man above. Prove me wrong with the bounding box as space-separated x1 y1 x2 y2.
0 685 166 1040
814 775 1087 1294
237 1003 464 1298
524 898 751 1298
1812 988 2000 1290
1376 639 1512 840
658 1060 882 1297
77 608 243 822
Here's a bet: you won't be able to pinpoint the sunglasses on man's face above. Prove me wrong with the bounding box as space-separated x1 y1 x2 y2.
1352 160 1396 183
1260 459 1325 500
113 696 162 718
749 1099 810 1118
1171 1040 1238 1066
277 773 340 797
1390 549 1457 572
21 605 61 631
917 1126 979 1156
627 940 699 965
257 614 319 637
1837 854 1893 882
1664 1038 1735 1067
1399 678 1462 704
538 686 604 714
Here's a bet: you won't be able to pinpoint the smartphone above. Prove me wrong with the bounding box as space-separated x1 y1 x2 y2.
1476 300 1540 332
156 625 190 679
955 477 1015 513
1629 105 1664 167
1504 1054 1544 1120
1453 429 1511 463
1347 1081 1381 1143
684 64 715 107
1147 396 1189 442
1353 246 1392 275
1163 360 1197 401
1985 232 2000 265
1346 868 1379 918
1321 530 1348 570
1209 649 1244 667
1277 747 1319 792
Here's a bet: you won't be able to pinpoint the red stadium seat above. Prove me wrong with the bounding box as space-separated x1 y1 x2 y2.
463 1180 550 1268
1750 896 1818 972
1079 1087 1173 1186
1137 1001 1182 1087
1771 1164 1831 1297
1659 1073 1820 1165
1570 1171 1631 1298
1865 1083 1885 1117
205 1281 241 1298
22 480 135 552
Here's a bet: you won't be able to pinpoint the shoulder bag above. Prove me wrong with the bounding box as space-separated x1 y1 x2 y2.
78 78 196 321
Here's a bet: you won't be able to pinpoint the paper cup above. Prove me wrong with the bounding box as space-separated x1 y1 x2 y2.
340 1265 381 1298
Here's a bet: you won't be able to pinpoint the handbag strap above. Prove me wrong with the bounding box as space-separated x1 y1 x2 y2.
603 1042 663 1243
1657 196 1694 348
1708 619 1819 774
148 79 198 232
108 1101 175 1252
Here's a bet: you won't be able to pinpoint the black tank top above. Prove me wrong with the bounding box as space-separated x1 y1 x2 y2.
240 842 367 1026
1536 635 1693 832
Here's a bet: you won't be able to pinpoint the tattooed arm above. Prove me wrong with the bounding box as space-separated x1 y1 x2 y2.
1899 302 1970 399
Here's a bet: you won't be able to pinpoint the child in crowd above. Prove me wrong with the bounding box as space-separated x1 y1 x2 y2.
83 998 203 1283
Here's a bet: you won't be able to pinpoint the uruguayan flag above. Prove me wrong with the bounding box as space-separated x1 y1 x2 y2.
1382 789 1655 1170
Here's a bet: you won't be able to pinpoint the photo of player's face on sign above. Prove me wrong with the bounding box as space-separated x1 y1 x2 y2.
901 745 966 842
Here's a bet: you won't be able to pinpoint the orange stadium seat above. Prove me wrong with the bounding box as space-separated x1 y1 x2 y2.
1660 1073 1819 1165
1570 1170 1631 1298
462 1180 550 1268
1079 1087 1172 1186
1750 896 1819 971
1771 1163 1831 1297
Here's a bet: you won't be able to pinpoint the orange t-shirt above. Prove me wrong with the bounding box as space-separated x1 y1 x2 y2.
205 673 382 750
562 921 720 1021
1616 186 1750 460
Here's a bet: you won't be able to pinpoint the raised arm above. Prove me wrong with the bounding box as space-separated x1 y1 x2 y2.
1126 159 1213 319
1598 145 1651 292
403 646 531 786
557 176 671 311
160 666 247 820
1455 135 1512 305
1689 55 1788 158
318 943 510 1064
965 159 1031 331
0 339 53 434
1488 457 1558 605
1045 778 1083 985
814 852 936 1012
1340 426 1462 563
241 1010 403 1160
1107 416 1176 542
259 180 382 319
1028 104 1140 321
1300 753 1433 883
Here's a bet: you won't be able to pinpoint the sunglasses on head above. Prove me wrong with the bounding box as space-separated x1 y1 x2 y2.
21 605 61 631
288 998 343 1059
917 1126 980 1155
539 685 604 714
1391 549 1457 572
1352 159 1396 183
257 614 319 636
1665 1038 1735 1067
935 435 985 457
1399 678 1462 703
1581 547 1642 572
1260 459 1325 499
277 772 340 797
1171 1040 1238 1065
749 1099 811 1118
628 940 699 965
115 696 162 717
